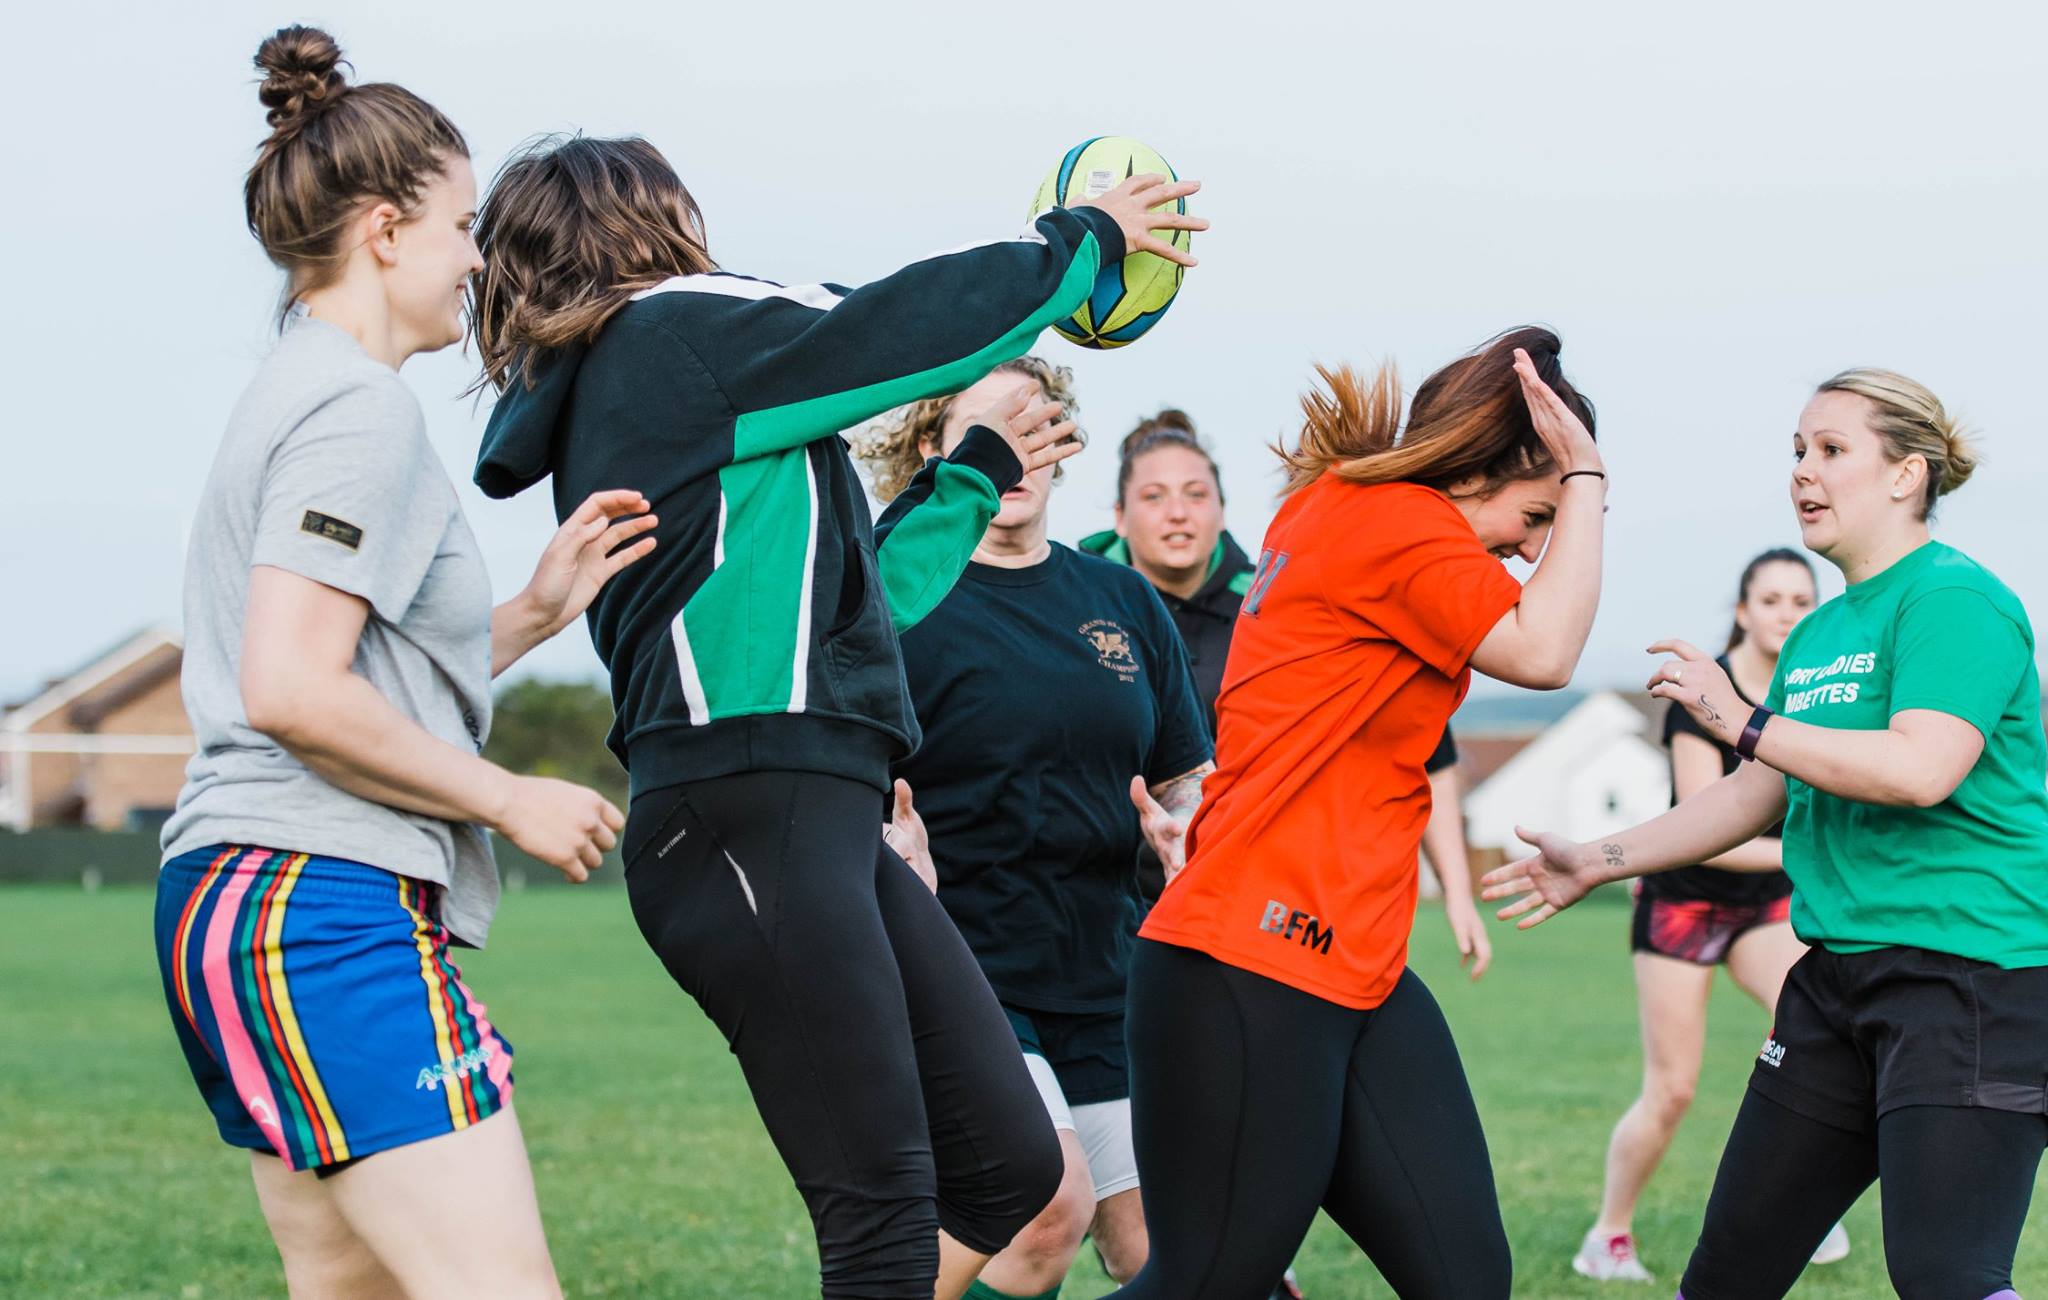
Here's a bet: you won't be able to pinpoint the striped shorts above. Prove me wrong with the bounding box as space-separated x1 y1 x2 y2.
154 845 514 1171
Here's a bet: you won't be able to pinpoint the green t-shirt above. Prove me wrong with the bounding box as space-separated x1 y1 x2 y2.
1767 541 2048 967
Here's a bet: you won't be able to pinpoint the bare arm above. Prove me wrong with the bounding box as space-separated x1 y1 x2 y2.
1150 761 1212 823
1746 710 1981 808
1467 351 1606 691
1421 762 1492 979
1419 765 1475 898
1481 759 1788 928
1131 762 1215 883
1648 642 1985 808
1670 731 1783 871
242 566 621 878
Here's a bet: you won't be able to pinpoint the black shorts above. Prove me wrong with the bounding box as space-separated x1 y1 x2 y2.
1004 1004 1128 1106
1631 892 1791 965
1749 943 2048 1133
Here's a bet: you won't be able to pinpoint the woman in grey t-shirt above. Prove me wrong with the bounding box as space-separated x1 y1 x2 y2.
155 28 651 1297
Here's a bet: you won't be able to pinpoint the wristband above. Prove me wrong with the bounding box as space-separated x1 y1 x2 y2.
1559 469 1607 484
1735 704 1773 761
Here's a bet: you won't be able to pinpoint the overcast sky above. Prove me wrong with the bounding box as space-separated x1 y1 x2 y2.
6 1 2045 703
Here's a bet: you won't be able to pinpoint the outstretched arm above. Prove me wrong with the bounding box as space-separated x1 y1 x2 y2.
689 176 1203 461
1481 758 1787 929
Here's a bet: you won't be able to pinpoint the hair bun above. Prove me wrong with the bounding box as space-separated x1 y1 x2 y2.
255 25 348 133
1938 421 1980 494
1121 407 1200 458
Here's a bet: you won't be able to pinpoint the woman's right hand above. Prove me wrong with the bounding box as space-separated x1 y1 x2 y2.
1479 825 1605 929
967 384 1085 478
1073 173 1207 269
491 775 624 883
1512 347 1601 476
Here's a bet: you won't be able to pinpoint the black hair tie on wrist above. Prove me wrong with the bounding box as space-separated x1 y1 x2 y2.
1559 469 1607 484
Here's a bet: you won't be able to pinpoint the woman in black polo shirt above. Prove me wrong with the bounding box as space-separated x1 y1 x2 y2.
859 361 1212 1298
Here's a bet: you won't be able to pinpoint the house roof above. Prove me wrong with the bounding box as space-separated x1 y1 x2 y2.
2 626 182 733
1456 735 1533 789
1452 688 1586 737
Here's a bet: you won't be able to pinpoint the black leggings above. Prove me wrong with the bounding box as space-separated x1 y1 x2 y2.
624 770 1063 1298
1681 1089 2046 1300
1109 939 1511 1299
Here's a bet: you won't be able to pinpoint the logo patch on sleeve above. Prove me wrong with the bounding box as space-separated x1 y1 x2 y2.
300 510 363 551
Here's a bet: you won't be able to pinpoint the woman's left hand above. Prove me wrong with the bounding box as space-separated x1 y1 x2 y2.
521 490 659 639
1646 639 1745 745
1444 897 1493 981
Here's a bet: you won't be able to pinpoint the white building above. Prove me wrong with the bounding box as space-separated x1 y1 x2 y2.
1461 691 1671 854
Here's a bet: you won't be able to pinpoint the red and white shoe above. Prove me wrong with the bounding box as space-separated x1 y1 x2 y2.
1572 1229 1655 1283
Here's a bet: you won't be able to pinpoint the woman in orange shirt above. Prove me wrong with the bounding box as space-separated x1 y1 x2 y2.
1110 328 1605 1299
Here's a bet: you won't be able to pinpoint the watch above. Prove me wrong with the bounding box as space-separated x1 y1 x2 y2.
1735 704 1774 762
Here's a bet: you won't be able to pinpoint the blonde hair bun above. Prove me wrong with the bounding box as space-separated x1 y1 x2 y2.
1815 367 1978 512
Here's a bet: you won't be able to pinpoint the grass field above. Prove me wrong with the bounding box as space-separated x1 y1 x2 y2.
3 885 2043 1298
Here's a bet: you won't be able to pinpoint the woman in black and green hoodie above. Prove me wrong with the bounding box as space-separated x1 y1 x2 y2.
469 135 1203 1299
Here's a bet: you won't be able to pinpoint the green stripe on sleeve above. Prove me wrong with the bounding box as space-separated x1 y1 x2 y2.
731 232 1103 459
876 461 1000 631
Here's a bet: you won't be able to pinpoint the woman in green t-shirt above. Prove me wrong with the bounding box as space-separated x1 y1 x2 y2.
1486 368 2048 1300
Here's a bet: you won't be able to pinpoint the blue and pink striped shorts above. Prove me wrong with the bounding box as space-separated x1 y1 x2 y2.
154 845 514 1171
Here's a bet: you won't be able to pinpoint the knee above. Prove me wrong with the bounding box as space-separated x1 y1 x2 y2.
1884 1240 2006 1300
1007 1173 1095 1266
1095 1220 1150 1285
938 1118 1066 1254
277 1243 396 1299
1645 1076 1698 1129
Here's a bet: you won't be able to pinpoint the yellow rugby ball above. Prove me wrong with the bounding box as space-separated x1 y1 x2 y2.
1030 136 1189 349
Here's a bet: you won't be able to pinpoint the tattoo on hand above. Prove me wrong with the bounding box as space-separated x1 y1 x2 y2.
1698 693 1726 734
1602 841 1626 871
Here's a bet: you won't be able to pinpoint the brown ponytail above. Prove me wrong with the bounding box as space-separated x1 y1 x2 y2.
1274 326 1596 498
243 26 467 321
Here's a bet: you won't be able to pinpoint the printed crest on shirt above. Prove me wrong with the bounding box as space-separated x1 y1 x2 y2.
1080 619 1141 681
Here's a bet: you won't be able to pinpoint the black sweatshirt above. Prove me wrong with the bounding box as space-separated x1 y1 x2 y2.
475 206 1126 797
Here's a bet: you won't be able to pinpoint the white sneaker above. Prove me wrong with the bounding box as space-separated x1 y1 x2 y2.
1572 1230 1655 1282
1810 1221 1850 1265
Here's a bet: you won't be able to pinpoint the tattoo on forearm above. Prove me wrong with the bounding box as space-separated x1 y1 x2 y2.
1152 762 1214 822
1699 693 1727 735
1602 841 1626 871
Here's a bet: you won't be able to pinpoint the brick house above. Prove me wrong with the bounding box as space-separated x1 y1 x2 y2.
0 627 192 831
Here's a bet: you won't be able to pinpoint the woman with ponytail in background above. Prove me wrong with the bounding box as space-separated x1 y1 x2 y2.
1490 370 2048 1300
155 28 652 1298
1111 328 1605 1299
1571 548 1843 1284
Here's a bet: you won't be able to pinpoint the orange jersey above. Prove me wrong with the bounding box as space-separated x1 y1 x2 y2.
1139 479 1522 1009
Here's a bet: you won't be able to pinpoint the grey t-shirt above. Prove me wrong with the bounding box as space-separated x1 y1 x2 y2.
162 314 501 945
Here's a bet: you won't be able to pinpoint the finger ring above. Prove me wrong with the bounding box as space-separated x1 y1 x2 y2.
1672 666 1683 684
